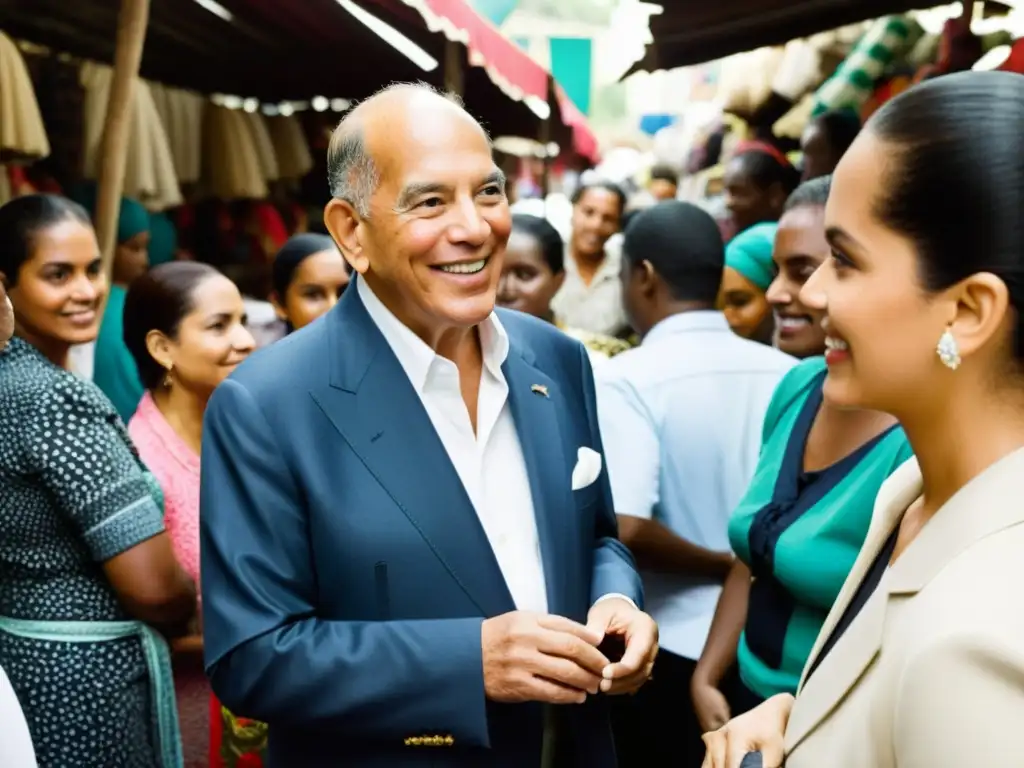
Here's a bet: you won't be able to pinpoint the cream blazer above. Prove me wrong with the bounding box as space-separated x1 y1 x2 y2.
784 447 1024 768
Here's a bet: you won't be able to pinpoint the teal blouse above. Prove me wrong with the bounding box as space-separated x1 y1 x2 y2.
727 357 913 700
93 285 144 423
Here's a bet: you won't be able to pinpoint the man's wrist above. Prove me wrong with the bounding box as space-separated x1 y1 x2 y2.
593 593 638 610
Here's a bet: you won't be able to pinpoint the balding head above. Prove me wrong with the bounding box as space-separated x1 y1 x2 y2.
327 83 483 217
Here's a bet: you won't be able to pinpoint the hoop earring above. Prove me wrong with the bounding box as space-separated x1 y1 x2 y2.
936 326 961 370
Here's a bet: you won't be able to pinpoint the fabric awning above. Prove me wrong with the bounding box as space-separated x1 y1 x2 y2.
393 0 601 163
629 0 939 74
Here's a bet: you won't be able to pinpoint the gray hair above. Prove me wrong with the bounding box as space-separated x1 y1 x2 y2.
326 82 468 218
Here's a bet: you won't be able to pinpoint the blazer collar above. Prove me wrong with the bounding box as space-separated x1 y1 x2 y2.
787 446 1024 752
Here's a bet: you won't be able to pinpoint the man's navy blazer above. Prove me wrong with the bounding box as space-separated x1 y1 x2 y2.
200 279 642 766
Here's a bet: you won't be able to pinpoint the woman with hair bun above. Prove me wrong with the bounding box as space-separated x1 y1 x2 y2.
269 233 349 334
0 194 195 767
124 262 255 766
704 70 1024 768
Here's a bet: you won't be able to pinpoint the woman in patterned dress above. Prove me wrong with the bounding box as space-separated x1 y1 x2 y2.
0 194 197 767
123 263 256 767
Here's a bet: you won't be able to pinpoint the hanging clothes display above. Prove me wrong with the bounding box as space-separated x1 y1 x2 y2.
149 82 204 185
80 62 182 210
265 115 313 181
202 105 268 200
242 112 279 185
0 32 50 164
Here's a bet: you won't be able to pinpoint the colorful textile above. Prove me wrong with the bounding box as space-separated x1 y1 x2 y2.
812 16 923 117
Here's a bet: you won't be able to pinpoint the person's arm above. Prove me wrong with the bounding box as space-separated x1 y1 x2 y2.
894 631 1024 766
596 369 732 580
200 379 490 744
27 384 195 628
579 346 642 606
693 560 751 689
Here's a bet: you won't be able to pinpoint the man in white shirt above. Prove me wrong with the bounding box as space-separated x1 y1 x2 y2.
199 83 654 768
597 201 795 767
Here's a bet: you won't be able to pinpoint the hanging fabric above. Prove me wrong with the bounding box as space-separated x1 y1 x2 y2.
202 105 267 200
265 115 313 181
80 62 182 211
0 31 50 163
149 82 204 185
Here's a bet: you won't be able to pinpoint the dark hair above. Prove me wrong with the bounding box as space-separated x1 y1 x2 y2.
570 180 627 217
867 71 1024 358
123 261 222 390
271 233 339 298
649 164 679 186
812 110 861 157
0 194 91 287
623 200 725 304
510 214 564 274
784 175 832 213
734 148 801 197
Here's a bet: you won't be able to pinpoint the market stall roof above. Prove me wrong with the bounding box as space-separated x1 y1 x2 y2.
386 0 601 162
0 0 544 139
628 0 939 74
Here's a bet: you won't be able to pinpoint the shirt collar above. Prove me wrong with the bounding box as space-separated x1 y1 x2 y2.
643 310 730 345
356 275 509 393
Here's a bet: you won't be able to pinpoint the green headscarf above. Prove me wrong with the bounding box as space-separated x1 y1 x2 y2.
69 180 150 244
726 222 778 291
147 211 177 267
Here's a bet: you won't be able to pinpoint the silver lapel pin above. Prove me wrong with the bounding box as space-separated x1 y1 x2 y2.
531 384 549 398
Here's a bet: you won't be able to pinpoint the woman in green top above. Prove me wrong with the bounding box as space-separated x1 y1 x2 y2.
690 176 913 733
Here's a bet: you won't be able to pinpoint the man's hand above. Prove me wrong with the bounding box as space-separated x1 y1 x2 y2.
586 597 658 695
482 611 612 705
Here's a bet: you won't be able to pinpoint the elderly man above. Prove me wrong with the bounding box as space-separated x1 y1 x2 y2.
200 83 655 767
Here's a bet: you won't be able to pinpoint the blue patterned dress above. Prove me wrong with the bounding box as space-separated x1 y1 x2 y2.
0 337 167 767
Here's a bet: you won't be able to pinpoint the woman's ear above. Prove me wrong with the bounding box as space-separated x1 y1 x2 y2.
144 329 174 374
950 272 1011 362
269 291 288 322
324 199 368 275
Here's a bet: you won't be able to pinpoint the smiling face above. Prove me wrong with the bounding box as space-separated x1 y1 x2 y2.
274 249 350 331
497 229 564 319
571 187 622 258
327 91 511 342
765 204 829 358
801 131 950 410
7 218 106 350
720 267 772 342
158 274 255 398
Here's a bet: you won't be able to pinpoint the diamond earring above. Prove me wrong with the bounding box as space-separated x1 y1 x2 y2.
936 326 961 370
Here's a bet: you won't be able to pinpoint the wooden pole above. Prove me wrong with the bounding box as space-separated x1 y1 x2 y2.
95 0 151 293
444 39 464 98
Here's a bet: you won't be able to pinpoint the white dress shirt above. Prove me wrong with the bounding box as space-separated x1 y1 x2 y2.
357 278 549 614
598 311 795 660
0 664 37 767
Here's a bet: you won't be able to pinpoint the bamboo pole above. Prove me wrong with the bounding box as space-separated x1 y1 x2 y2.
444 38 464 97
95 0 151 295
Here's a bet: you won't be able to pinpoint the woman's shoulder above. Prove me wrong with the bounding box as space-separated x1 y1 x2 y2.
759 357 827 441
0 339 118 425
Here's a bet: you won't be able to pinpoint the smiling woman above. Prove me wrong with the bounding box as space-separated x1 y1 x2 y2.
123 261 257 768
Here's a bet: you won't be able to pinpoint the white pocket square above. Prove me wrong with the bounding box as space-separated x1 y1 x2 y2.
572 447 603 491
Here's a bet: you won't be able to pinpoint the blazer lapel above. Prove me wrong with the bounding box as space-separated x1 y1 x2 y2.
502 340 572 616
786 457 922 752
310 284 516 618
788 447 1024 752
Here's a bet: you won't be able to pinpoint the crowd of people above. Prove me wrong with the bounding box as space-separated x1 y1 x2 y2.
0 70 1023 768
